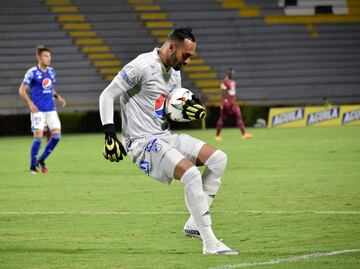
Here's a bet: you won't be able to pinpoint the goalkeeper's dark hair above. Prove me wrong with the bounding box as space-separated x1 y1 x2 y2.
36 45 51 56
167 27 195 43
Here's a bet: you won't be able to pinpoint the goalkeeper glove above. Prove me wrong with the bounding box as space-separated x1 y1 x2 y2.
103 124 127 162
182 95 206 121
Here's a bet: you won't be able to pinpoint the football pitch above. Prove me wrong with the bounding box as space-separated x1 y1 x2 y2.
0 127 359 269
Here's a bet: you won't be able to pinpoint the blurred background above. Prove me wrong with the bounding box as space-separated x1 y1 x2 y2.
0 0 359 134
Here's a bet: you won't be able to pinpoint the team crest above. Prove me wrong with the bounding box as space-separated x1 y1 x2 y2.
150 65 159 76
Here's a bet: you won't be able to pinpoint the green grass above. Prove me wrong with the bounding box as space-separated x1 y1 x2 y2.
0 127 359 269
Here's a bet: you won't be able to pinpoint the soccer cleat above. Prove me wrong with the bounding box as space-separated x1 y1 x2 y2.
184 224 202 240
242 133 253 139
30 166 38 174
203 240 239 255
214 135 222 141
37 160 49 174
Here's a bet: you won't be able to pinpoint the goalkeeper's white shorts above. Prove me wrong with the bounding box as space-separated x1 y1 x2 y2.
133 134 205 184
30 111 61 132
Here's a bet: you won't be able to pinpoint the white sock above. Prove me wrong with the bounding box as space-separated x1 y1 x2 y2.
199 227 218 251
185 193 214 229
185 150 227 230
181 166 218 250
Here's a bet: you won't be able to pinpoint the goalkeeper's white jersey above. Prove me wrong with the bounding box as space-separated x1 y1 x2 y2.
99 48 182 158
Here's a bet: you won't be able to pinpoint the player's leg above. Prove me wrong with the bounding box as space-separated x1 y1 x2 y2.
234 105 253 139
174 159 218 252
199 144 226 211
174 135 237 254
175 157 237 254
37 111 62 173
183 143 226 237
44 126 52 142
30 112 45 174
215 105 228 140
136 137 237 254
174 135 210 238
136 138 213 251
196 145 238 255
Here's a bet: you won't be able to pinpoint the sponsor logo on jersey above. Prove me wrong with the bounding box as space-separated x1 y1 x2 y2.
272 109 304 127
307 107 339 125
140 160 150 176
42 78 53 91
154 94 166 119
145 139 162 153
120 70 134 87
120 68 136 87
342 109 360 124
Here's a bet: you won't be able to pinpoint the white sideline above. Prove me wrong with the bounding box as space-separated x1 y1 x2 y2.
0 210 359 216
208 249 360 269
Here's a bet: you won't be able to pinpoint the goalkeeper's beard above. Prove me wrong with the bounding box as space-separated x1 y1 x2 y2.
173 63 182 71
169 52 182 71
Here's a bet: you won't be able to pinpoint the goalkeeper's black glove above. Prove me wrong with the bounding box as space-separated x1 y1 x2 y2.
182 95 206 121
103 124 127 162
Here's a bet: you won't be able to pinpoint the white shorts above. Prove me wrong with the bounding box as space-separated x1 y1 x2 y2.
133 134 205 184
31 111 61 132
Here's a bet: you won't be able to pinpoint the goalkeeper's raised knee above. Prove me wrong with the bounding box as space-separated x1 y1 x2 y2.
203 150 227 195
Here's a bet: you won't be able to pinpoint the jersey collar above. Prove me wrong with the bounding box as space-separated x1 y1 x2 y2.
37 65 48 73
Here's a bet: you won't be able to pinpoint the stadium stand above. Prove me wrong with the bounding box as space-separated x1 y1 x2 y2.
0 0 110 114
158 0 360 105
0 0 359 115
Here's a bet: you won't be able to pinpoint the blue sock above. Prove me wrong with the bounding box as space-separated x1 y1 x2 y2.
39 134 61 162
30 137 42 168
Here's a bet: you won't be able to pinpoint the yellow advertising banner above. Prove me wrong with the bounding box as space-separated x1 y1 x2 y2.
305 105 341 127
268 105 360 127
340 105 360 126
268 107 306 128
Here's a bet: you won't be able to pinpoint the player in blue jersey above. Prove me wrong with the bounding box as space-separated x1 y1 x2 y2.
19 46 66 174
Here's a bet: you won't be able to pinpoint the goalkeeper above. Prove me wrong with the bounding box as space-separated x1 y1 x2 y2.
99 27 238 255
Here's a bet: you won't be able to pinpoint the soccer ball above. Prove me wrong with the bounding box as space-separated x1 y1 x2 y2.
165 88 194 122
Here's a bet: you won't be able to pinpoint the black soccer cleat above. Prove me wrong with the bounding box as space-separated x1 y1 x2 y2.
184 224 202 240
30 166 38 175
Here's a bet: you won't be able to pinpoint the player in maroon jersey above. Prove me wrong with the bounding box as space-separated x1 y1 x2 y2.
215 68 253 140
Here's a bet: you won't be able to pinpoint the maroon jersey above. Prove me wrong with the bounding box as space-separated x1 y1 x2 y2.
219 77 240 117
216 71 249 137
221 77 237 103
